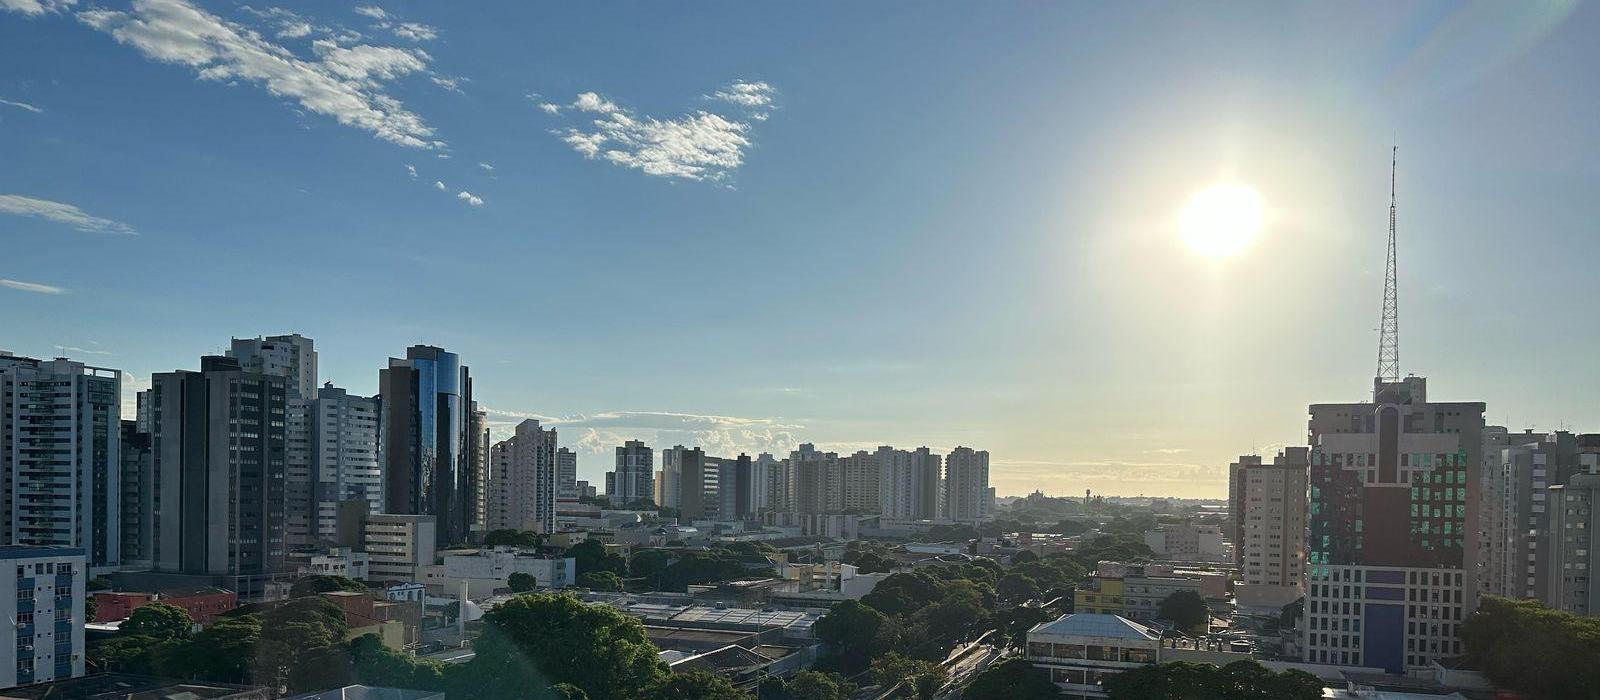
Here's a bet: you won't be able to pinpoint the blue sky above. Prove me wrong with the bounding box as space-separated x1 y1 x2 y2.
3 1 1597 498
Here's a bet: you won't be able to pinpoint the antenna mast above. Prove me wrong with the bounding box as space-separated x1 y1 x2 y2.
1376 146 1400 382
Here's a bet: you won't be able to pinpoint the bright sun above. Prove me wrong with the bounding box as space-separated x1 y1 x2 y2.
1180 184 1263 257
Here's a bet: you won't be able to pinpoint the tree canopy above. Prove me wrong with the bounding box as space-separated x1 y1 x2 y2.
460 593 666 700
508 572 538 592
577 570 624 591
963 658 1061 700
290 574 368 598
119 602 192 640
483 529 543 547
1156 590 1209 632
1102 660 1322 700
639 670 751 699
566 539 628 577
1461 595 1600 699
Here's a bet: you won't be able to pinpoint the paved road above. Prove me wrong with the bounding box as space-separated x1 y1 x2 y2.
936 644 1003 699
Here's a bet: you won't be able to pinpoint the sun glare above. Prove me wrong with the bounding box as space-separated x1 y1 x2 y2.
1180 184 1263 258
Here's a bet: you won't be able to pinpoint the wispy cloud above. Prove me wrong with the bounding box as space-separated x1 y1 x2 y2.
455 190 483 206
549 85 773 182
0 194 136 234
392 21 435 41
1 278 66 294
537 102 560 115
78 0 441 149
433 180 446 191
352 5 386 20
404 163 416 179
0 97 43 113
429 75 463 93
0 0 75 16
477 161 493 171
55 344 113 356
709 80 775 120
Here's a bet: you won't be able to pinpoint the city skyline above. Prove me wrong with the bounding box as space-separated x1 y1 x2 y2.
6 2 1600 499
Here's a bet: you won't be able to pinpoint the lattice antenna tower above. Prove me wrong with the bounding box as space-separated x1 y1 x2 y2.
1377 146 1400 382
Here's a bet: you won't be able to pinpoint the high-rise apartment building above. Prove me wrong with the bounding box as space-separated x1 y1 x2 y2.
229 334 317 400
944 446 991 523
468 407 489 534
912 447 942 520
0 546 86 689
556 447 578 501
486 420 557 534
660 446 706 524
311 384 381 542
150 356 289 599
1229 448 1308 610
119 421 152 568
0 353 122 571
790 444 842 514
751 452 778 513
842 450 881 513
1304 376 1484 672
713 454 753 520
1546 471 1600 615
879 446 943 520
607 440 654 506
380 345 478 547
230 335 318 549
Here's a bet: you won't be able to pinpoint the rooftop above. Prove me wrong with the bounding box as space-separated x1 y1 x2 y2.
1029 613 1161 642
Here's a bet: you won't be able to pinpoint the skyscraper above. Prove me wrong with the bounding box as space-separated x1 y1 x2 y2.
944 446 991 523
0 353 122 571
911 447 943 520
1230 449 1308 611
842 450 881 513
661 446 706 524
556 447 578 501
379 345 477 547
486 420 557 534
229 335 318 549
1304 376 1484 672
119 420 152 568
1546 472 1600 615
150 356 288 599
790 443 842 514
607 440 654 506
311 384 381 542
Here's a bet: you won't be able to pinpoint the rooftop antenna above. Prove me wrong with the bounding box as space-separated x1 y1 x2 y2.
1376 145 1400 383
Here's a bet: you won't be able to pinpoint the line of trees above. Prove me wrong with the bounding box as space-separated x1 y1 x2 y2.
1460 595 1600 698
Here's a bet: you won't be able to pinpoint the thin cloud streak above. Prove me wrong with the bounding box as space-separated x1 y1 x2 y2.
1 278 66 294
0 194 136 234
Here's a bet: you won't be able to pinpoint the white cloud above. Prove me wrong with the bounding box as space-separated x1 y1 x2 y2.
476 161 493 171
1 278 66 294
0 98 43 113
352 5 387 20
392 21 435 41
537 102 560 115
571 92 618 114
456 190 483 206
55 344 113 356
404 163 416 178
78 0 440 149
0 194 136 234
0 0 74 16
430 75 462 93
710 80 774 108
433 180 446 191
553 83 773 182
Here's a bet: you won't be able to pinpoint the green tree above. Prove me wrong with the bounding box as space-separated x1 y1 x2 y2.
89 635 169 674
1461 595 1600 698
577 570 623 591
460 593 666 700
812 600 887 673
996 606 1053 650
1101 660 1322 700
1012 550 1040 564
997 572 1040 602
348 634 448 691
640 670 751 699
629 548 674 580
1156 590 1209 632
566 539 627 577
508 572 538 592
870 652 945 700
782 671 853 700
290 574 368 598
120 602 193 640
964 658 1061 700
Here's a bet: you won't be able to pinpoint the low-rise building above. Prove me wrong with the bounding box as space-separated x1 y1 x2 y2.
419 548 575 599
91 587 237 625
1074 563 1224 631
1142 523 1227 562
1026 613 1161 698
0 547 86 689
291 548 370 581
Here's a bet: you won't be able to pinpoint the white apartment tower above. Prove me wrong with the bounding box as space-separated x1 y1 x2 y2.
311 384 381 542
487 420 557 534
0 353 122 572
556 447 578 501
1229 448 1309 610
1546 470 1600 615
944 446 991 523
